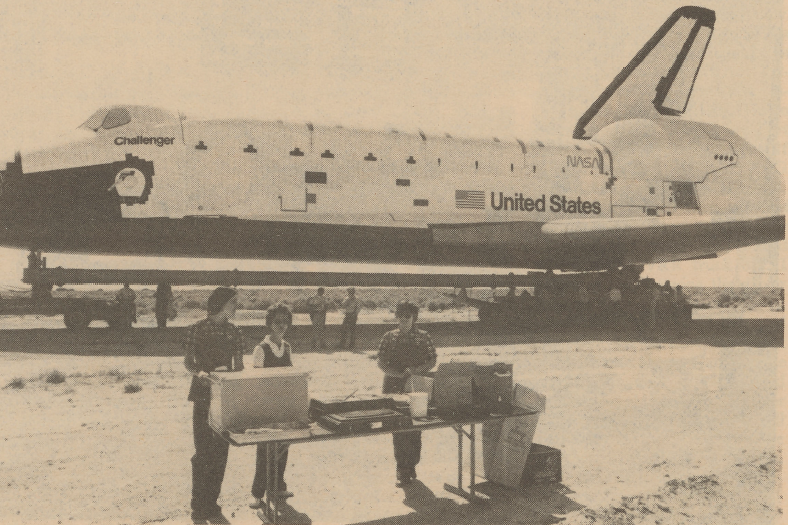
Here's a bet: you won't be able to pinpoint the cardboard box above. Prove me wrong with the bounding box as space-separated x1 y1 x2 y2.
520 444 562 485
433 361 514 412
208 368 309 433
474 363 513 412
483 383 546 488
433 362 475 410
482 418 505 477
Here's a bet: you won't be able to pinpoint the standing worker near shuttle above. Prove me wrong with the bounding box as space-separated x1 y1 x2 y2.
183 287 245 524
154 283 175 329
115 283 136 329
607 280 623 331
307 287 328 350
377 301 437 485
647 280 662 331
662 280 677 326
337 287 362 350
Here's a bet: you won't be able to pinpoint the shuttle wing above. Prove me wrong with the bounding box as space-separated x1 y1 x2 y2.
541 214 785 264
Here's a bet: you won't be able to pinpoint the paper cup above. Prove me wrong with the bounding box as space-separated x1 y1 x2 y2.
406 375 434 403
408 392 429 418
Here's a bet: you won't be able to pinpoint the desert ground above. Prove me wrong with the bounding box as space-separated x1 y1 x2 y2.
0 315 783 525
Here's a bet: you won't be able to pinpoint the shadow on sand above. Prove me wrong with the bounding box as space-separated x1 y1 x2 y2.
349 480 583 525
0 318 781 357
255 501 312 525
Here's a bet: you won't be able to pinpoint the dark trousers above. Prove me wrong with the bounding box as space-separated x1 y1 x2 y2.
310 311 326 348
339 313 358 348
252 444 289 499
155 309 168 328
383 375 421 471
120 301 136 328
191 400 229 515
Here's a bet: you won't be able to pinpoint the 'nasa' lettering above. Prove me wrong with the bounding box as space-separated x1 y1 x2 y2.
566 155 600 170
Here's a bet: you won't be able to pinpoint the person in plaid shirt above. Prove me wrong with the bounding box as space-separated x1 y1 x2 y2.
377 301 437 485
183 287 245 523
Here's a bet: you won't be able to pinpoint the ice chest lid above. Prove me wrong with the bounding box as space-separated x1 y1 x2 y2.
210 368 308 382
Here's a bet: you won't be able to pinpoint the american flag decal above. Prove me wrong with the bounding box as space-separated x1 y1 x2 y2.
455 190 485 209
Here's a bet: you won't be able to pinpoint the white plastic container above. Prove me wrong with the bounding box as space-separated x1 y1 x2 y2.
405 375 434 403
408 392 429 418
208 368 309 433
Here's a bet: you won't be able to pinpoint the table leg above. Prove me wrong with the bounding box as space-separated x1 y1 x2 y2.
470 424 476 499
457 425 463 489
272 444 280 523
260 443 277 524
443 424 488 505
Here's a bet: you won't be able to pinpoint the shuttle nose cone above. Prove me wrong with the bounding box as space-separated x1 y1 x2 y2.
695 124 784 217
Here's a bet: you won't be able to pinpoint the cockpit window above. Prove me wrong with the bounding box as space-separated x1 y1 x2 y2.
80 106 178 132
79 108 110 131
101 108 132 129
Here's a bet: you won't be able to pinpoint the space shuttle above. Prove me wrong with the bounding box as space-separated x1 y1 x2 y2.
0 6 783 272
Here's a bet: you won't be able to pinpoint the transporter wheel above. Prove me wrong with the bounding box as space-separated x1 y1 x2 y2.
105 303 126 330
63 306 90 330
477 303 492 327
106 314 122 330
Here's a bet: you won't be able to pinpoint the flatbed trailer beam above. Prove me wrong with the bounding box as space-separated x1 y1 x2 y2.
23 267 585 289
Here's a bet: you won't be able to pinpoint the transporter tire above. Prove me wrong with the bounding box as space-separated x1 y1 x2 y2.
64 305 90 330
477 303 492 327
105 302 125 330
106 314 122 330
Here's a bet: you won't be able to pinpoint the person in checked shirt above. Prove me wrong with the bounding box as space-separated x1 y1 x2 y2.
377 301 437 485
183 287 245 523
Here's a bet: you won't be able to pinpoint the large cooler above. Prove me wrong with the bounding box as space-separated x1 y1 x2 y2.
208 368 309 433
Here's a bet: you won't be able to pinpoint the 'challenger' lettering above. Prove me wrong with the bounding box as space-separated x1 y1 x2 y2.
115 136 175 147
491 192 601 215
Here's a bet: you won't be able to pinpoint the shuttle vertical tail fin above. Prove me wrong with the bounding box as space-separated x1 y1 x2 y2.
573 6 715 140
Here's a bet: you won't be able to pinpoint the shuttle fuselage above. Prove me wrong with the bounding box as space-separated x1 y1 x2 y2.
0 7 783 271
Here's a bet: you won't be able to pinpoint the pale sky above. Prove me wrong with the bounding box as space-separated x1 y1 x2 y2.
0 0 783 287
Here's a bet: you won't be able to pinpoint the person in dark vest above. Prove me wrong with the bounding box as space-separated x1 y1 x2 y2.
249 304 296 509
183 287 244 523
377 301 437 485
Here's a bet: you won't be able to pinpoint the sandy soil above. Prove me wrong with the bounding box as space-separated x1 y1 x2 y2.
0 307 781 330
0 326 783 524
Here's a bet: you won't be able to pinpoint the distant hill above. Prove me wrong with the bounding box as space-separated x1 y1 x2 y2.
682 287 783 310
